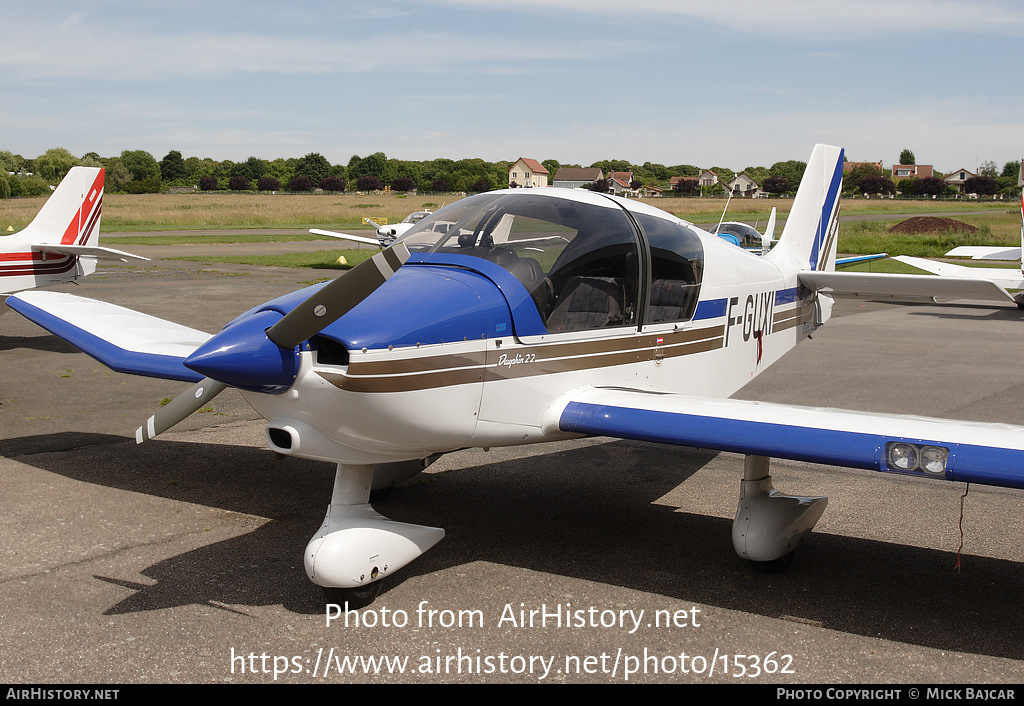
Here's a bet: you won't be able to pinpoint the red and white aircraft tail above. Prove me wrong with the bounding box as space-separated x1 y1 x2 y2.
1 166 146 297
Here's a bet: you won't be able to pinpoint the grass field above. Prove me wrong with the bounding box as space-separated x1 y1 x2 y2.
1 190 1016 233
0 192 451 232
2 190 1019 269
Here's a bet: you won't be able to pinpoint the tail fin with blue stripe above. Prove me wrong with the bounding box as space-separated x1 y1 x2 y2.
766 144 844 274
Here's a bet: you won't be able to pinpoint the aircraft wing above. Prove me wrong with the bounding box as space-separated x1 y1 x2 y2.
7 291 209 382
945 246 1021 261
890 256 1024 291
309 228 380 246
799 270 1016 303
555 388 1024 490
31 244 150 262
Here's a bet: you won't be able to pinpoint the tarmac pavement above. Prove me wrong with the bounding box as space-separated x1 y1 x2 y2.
1 246 1024 684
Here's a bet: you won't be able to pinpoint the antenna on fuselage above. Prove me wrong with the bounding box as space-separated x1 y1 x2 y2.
715 188 734 234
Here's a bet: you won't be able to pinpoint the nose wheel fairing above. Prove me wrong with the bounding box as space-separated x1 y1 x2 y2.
305 463 444 595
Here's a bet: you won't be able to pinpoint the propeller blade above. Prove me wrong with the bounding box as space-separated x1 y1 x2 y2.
265 241 410 350
136 378 227 443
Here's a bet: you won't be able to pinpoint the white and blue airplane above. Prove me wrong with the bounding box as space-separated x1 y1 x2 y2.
8 145 1024 608
0 167 147 303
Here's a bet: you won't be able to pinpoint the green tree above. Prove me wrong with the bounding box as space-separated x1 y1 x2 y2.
120 150 161 185
160 150 187 183
349 153 387 183
0 151 23 173
17 175 51 196
79 153 104 168
978 160 998 178
769 160 806 188
34 148 79 182
294 152 331 185
843 162 882 193
106 160 134 192
667 164 699 178
899 149 915 165
590 159 633 174
964 175 999 195
541 160 560 183
742 166 771 184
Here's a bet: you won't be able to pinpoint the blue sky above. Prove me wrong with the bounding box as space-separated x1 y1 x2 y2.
2 0 1022 173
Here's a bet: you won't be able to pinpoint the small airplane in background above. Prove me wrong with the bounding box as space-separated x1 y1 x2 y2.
313 210 435 249
0 167 147 304
709 207 885 266
10 145 1024 609
892 194 1024 304
708 217 773 251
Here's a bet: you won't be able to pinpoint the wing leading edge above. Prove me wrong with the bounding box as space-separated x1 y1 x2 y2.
556 388 1024 490
8 291 209 382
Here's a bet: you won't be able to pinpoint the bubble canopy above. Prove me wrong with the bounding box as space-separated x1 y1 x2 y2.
398 190 704 332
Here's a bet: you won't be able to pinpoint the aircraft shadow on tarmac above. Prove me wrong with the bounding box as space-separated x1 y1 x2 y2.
4 431 1024 660
0 331 83 355
844 298 1024 321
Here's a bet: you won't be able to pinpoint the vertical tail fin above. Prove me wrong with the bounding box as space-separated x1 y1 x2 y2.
11 167 104 248
766 144 844 274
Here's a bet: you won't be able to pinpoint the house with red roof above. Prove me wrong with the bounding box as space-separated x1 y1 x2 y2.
508 158 549 188
891 163 933 180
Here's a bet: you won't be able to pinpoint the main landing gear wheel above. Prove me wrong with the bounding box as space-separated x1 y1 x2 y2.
323 581 384 610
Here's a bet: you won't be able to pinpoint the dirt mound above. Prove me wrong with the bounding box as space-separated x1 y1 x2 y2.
888 217 977 235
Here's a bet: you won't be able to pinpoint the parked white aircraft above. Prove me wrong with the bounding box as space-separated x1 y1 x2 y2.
0 167 146 301
312 211 435 249
893 194 1024 303
10 146 1024 608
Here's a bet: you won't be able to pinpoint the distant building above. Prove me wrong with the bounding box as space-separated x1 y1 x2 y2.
508 158 549 188
891 164 933 179
725 172 761 198
552 167 604 189
943 168 976 193
609 172 638 197
697 170 718 187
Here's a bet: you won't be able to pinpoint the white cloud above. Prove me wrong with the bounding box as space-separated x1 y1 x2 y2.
428 0 1024 37
0 16 611 82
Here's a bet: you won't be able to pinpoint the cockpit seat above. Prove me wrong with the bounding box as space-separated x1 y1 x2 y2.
649 278 699 322
546 276 624 331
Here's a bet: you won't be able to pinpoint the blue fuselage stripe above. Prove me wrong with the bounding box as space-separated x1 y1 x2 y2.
694 298 727 320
